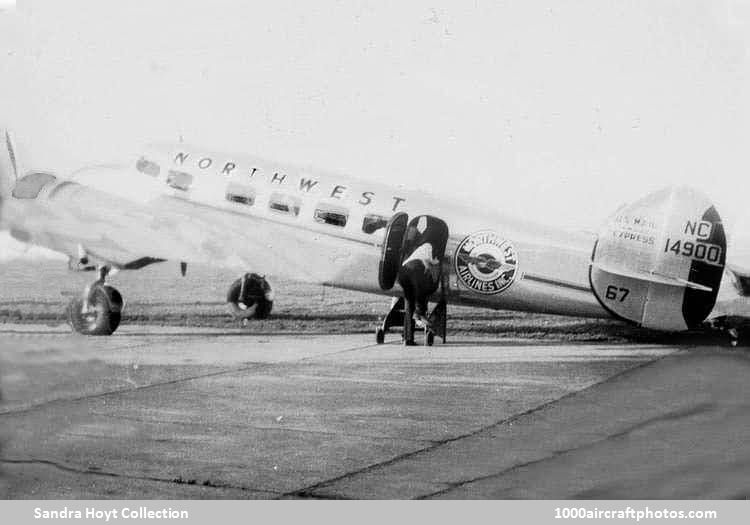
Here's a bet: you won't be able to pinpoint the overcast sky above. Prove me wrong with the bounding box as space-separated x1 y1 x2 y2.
1 0 749 257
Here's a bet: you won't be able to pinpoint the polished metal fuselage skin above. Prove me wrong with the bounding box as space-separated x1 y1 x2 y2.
0 143 612 319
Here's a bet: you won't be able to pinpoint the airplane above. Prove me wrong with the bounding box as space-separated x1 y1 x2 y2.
1 128 749 344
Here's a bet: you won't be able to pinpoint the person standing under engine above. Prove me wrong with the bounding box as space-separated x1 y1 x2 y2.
397 215 448 345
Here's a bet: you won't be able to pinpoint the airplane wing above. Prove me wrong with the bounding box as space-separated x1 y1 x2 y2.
4 168 372 281
1 164 377 286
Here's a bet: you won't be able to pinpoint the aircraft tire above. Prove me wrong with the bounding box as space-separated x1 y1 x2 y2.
375 327 385 344
67 285 122 336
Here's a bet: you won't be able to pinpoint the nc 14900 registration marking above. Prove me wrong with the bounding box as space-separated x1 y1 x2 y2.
663 238 722 264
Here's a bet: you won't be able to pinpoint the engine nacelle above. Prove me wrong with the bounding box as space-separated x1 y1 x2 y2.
590 186 726 332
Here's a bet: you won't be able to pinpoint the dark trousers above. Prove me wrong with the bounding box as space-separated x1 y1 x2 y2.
397 259 439 344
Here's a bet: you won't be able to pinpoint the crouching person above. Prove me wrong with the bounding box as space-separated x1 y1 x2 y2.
227 273 274 325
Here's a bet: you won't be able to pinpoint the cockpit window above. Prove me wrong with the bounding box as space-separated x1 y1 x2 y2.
362 213 389 234
314 204 348 227
269 193 301 216
166 170 193 191
11 172 57 199
226 183 256 206
136 157 160 177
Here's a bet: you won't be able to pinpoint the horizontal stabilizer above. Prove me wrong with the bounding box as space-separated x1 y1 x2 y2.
592 262 713 293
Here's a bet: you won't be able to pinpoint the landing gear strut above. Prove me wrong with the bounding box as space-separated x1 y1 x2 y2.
375 278 448 346
375 297 408 344
67 266 124 336
424 296 447 346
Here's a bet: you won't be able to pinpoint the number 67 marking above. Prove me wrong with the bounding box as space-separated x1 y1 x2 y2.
605 285 630 302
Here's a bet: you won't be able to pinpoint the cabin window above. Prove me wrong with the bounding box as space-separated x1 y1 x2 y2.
268 193 301 216
135 157 160 177
166 170 193 191
11 172 57 199
362 213 388 234
314 204 348 227
225 183 256 206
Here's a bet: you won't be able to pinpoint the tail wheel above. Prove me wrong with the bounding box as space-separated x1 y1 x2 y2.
68 285 123 336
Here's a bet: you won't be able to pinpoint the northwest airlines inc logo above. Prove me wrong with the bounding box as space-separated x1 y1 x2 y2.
455 230 518 295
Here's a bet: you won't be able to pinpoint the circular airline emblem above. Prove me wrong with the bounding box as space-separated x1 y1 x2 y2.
455 230 518 294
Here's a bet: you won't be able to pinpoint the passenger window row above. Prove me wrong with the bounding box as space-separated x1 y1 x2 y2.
136 158 388 234
226 186 388 234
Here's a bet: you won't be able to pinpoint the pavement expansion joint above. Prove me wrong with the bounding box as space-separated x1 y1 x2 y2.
284 352 674 499
416 400 718 499
0 457 280 497
297 341 387 361
0 365 255 417
279 491 355 500
0 338 388 418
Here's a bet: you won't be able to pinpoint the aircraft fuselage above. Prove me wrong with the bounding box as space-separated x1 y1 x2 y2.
1 142 609 319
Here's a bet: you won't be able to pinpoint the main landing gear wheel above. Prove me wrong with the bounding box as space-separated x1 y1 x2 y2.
67 284 123 336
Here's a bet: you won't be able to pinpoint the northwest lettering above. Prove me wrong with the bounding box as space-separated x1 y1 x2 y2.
173 151 406 211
